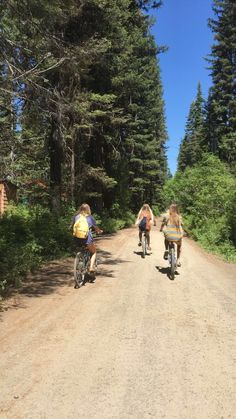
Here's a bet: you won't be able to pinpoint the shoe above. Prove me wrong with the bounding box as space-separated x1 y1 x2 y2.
176 260 181 267
163 250 168 260
138 242 142 246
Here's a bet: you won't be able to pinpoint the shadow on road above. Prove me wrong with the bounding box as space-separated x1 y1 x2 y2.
133 250 152 259
155 265 180 280
97 248 131 279
1 247 130 311
5 259 73 299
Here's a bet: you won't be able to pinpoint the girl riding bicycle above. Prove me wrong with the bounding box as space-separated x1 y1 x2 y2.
71 203 103 274
160 203 183 267
135 203 154 251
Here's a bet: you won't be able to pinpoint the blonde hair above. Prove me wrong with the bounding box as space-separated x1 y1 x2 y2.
77 203 91 216
142 203 151 212
169 203 181 227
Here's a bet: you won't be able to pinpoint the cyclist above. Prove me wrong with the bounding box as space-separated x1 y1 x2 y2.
71 203 103 274
135 203 154 251
160 203 183 267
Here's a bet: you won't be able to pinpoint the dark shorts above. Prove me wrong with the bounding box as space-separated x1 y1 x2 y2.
73 237 87 248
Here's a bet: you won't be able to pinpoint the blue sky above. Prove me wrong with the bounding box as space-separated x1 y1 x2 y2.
150 0 214 175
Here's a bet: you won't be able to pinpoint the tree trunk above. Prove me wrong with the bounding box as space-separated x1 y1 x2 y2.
48 111 63 214
71 135 75 207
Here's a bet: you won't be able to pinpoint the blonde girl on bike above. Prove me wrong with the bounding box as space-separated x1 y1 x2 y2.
160 203 183 267
135 203 154 250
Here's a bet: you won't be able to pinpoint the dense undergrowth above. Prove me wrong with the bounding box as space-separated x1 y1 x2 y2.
161 155 236 263
0 204 135 295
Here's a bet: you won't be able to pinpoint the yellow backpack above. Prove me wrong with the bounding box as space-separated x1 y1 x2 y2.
73 215 89 239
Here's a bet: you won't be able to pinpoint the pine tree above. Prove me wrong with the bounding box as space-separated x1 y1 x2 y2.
0 0 168 213
206 0 236 167
178 83 205 171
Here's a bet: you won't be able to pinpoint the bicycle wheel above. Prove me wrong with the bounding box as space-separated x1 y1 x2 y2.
169 247 176 280
74 252 84 288
142 234 146 258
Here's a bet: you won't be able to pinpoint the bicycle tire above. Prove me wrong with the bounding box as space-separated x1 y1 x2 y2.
142 235 146 258
74 252 84 288
170 247 175 280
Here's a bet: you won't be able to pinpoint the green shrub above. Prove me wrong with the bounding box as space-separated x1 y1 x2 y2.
0 204 73 293
151 205 160 217
161 154 236 262
94 206 135 233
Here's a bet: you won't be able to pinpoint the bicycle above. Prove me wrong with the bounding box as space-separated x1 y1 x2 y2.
168 241 176 280
74 247 97 289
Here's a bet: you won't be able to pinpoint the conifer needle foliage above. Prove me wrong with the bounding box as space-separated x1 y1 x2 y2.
0 0 168 213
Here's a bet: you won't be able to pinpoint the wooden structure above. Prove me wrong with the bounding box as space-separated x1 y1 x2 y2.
0 180 17 215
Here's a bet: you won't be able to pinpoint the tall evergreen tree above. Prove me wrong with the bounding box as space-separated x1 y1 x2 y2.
206 0 236 167
178 83 205 171
0 0 168 213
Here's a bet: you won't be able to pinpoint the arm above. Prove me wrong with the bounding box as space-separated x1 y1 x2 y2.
149 208 154 225
180 216 188 236
90 216 103 234
160 216 166 232
94 226 103 234
135 209 142 226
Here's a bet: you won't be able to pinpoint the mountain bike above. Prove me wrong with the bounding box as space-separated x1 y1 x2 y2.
168 241 176 280
74 247 97 289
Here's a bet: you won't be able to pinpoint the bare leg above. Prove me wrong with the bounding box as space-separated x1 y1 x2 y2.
176 240 182 266
90 252 97 271
146 231 151 248
139 230 142 243
163 238 169 259
87 243 96 271
177 243 181 259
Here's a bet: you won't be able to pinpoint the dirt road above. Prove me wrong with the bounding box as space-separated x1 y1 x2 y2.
0 226 235 419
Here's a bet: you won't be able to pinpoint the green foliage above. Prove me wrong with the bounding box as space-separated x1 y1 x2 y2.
151 205 160 216
0 0 168 213
94 203 135 233
161 154 236 261
0 204 72 292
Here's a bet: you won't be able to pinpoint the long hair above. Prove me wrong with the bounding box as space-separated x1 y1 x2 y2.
76 203 91 216
169 203 181 227
142 203 151 212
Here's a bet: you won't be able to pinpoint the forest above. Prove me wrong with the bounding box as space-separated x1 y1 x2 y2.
0 0 235 293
